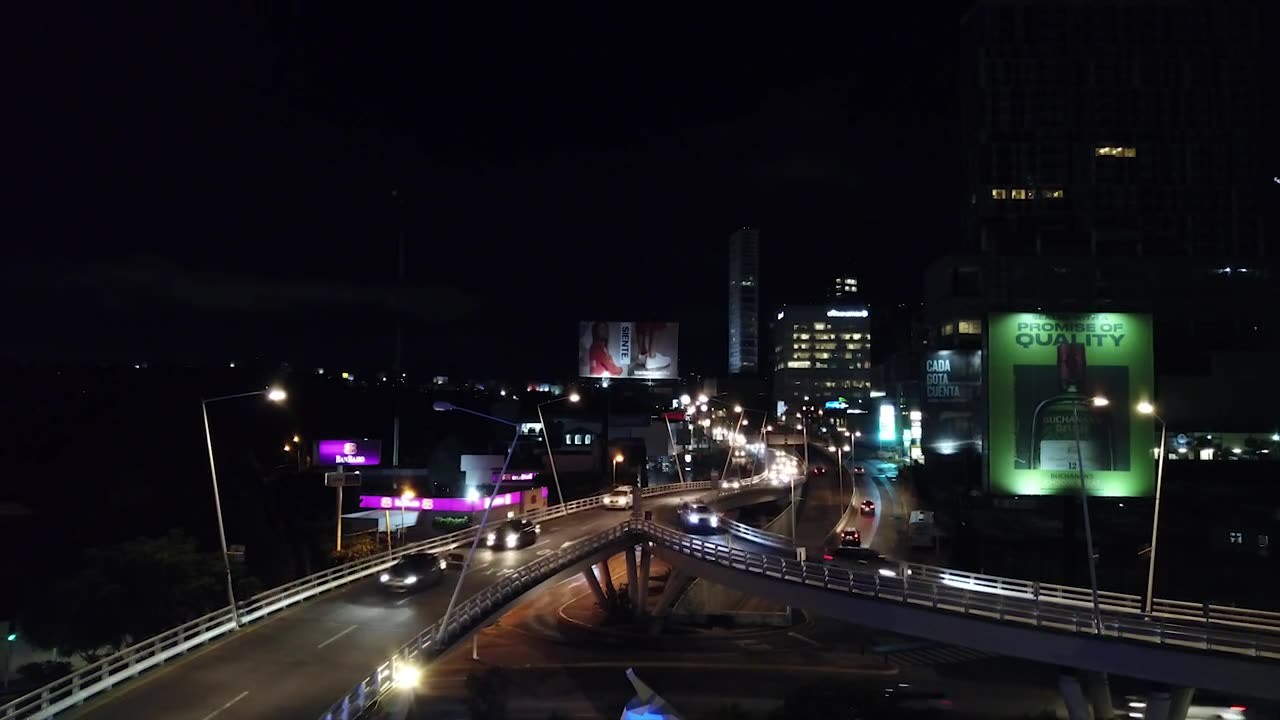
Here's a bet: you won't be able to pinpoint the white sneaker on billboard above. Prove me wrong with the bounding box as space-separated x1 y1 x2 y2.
644 352 671 370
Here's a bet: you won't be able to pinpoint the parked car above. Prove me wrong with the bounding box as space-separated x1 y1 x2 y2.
603 485 635 510
378 552 447 592
485 518 540 549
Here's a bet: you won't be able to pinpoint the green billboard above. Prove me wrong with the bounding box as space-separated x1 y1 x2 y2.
988 312 1154 497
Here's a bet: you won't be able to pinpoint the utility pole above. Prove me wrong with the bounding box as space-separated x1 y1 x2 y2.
391 188 405 468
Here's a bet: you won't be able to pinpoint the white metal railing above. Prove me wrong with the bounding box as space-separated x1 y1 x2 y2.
0 483 703 720
718 516 793 550
640 521 1280 658
317 524 636 720
322 519 1280 720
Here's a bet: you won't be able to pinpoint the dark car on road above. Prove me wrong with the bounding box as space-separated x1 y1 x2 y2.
811 466 827 475
679 502 720 529
838 528 862 547
860 499 876 516
821 546 909 577
378 552 447 592
485 518 540 550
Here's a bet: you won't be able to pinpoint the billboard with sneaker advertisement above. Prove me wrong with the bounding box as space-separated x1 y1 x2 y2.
578 321 679 379
988 312 1154 497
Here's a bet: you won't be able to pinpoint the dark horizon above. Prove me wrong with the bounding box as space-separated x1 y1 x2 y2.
10 4 969 377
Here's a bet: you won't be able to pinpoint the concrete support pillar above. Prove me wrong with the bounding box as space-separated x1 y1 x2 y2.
1057 674 1090 720
582 567 609 609
636 545 653 617
652 569 689 617
625 545 640 609
598 560 617 601
1083 672 1114 720
1167 688 1194 720
1143 691 1171 720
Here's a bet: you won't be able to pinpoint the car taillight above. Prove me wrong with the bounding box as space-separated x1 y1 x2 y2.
1231 707 1246 712
823 554 834 561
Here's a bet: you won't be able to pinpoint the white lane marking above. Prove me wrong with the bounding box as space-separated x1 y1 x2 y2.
199 691 249 720
788 631 821 647
316 624 359 649
394 596 413 606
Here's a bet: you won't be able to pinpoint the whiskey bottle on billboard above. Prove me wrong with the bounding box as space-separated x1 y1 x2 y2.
1030 343 1114 471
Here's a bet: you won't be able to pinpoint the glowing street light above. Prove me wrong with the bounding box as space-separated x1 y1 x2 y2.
697 394 709 404
200 386 287 627
613 452 625 486
538 393 579 513
679 394 691 406
1135 400 1166 613
1091 396 1110 407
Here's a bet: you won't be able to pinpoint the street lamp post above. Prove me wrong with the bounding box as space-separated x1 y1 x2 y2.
399 488 415 544
613 453 624 486
431 401 523 644
201 387 287 628
792 423 807 540
1071 395 1108 633
1137 401 1167 614
537 393 578 513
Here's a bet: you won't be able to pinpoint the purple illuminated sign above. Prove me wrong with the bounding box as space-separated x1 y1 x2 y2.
358 487 547 512
317 439 382 466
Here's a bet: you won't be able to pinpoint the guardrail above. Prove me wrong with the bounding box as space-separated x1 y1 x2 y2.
0 483 704 720
318 524 636 720
324 519 1280 720
641 521 1280 659
718 516 793 550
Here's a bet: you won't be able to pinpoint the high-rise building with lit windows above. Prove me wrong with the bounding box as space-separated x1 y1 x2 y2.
728 227 760 375
831 275 858 301
961 0 1269 258
772 304 871 419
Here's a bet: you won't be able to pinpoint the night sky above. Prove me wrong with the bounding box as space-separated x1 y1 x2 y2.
12 5 969 377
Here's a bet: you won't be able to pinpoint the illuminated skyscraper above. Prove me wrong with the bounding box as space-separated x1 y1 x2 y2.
728 227 760 375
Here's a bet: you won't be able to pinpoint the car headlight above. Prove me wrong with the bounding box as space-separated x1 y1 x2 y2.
710 516 719 527
438 559 448 570
404 574 418 584
505 533 518 548
878 568 896 577
379 573 390 583
486 532 496 546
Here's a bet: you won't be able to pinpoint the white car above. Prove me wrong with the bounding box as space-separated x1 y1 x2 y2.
720 479 740 490
680 503 720 528
602 485 635 510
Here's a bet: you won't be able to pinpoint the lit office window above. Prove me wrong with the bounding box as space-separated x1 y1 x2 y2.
1095 146 1136 158
991 188 1007 199
814 342 838 350
1045 189 1065 198
813 322 828 331
791 352 812 360
813 333 835 340
564 434 572 446
584 434 592 444
793 333 811 341
942 323 955 336
814 352 832 360
1011 188 1027 200
786 361 812 369
958 320 981 334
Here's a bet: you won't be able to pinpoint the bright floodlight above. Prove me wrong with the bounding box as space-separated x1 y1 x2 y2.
697 394 709 404
842 445 851 452
827 446 836 452
1091 396 1110 407
266 388 287 402
679 394 691 405
568 393 580 403
392 664 422 689
734 405 743 413
614 453 624 463
432 401 455 412
1136 401 1155 415
401 489 416 501
292 435 300 443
